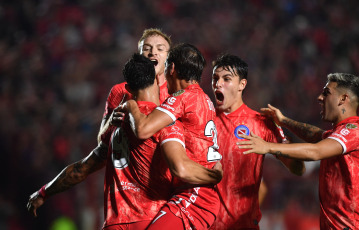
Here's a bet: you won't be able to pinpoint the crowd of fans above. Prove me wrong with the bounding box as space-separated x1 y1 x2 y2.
1 0 358 229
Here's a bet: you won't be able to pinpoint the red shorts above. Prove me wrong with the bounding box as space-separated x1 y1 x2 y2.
147 206 185 230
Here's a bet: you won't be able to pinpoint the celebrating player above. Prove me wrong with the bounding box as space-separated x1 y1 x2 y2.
97 28 171 143
237 73 359 229
121 43 221 230
209 54 305 230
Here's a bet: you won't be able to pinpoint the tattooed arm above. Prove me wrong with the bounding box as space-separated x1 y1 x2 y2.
27 144 108 217
237 132 343 161
261 104 324 143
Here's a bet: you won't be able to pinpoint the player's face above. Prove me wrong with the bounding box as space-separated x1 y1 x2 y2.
139 35 169 77
317 81 341 123
212 66 246 113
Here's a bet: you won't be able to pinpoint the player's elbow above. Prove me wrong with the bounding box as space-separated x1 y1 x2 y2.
134 124 153 139
170 163 193 183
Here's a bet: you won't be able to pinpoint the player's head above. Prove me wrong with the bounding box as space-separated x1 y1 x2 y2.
318 73 359 123
165 43 206 83
211 54 248 113
138 28 171 77
123 53 156 92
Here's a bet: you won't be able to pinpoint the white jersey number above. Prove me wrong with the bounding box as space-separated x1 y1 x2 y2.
204 120 222 162
111 127 130 169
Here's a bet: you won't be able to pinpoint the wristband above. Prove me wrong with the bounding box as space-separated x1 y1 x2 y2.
39 185 47 200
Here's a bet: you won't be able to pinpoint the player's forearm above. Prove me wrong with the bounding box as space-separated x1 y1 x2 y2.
175 160 222 185
281 117 324 143
97 116 110 144
269 143 321 161
44 153 105 198
127 100 152 139
277 156 306 176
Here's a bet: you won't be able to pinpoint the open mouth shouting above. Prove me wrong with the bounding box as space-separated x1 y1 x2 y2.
215 90 224 105
150 59 158 66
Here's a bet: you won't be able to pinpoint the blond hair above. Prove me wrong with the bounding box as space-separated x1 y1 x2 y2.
137 28 171 51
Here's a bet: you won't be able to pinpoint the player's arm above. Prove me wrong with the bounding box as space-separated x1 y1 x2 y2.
261 104 324 143
237 132 343 161
161 141 223 185
124 100 173 139
27 143 108 217
97 114 111 144
258 180 268 206
276 156 306 176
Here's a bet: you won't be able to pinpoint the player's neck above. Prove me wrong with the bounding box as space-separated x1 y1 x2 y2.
156 73 166 87
179 79 198 90
334 106 358 125
135 86 160 106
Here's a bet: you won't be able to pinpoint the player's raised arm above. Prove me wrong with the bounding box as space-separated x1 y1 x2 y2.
27 144 108 217
261 104 324 143
161 141 222 185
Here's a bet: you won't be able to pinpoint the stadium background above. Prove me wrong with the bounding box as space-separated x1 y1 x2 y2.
1 0 358 229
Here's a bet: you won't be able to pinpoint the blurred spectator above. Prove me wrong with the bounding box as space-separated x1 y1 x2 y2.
1 0 358 229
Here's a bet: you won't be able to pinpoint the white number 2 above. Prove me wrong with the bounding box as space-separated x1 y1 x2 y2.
204 120 222 162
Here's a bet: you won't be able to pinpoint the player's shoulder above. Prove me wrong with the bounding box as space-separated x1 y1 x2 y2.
110 82 127 92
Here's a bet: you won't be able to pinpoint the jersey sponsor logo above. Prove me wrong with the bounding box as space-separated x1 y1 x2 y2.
340 128 350 136
172 89 185 97
167 97 176 105
346 123 357 129
234 124 250 139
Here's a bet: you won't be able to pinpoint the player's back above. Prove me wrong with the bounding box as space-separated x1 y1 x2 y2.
103 101 173 228
157 84 221 229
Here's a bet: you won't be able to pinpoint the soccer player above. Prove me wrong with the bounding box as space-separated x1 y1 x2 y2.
237 73 359 229
97 28 171 143
27 53 222 229
209 54 305 230
121 43 221 230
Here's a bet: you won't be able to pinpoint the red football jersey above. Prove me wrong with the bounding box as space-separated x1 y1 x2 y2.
102 101 185 228
320 116 359 229
103 81 169 117
156 84 221 230
211 104 286 230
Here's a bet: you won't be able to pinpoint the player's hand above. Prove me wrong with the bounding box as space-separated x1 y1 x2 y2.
260 104 286 126
110 106 125 127
236 132 270 155
27 191 45 217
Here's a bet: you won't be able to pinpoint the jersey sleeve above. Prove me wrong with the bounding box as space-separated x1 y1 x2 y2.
103 84 131 118
156 91 186 122
263 118 287 143
157 121 185 148
325 126 359 154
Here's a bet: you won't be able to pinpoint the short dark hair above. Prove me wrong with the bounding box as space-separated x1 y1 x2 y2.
166 43 206 82
123 53 156 91
328 73 359 101
212 54 248 80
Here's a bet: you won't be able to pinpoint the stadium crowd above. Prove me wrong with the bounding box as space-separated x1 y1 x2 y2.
1 0 358 229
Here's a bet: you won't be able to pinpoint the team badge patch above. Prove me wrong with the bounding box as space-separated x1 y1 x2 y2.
346 123 357 129
173 89 185 97
234 125 250 139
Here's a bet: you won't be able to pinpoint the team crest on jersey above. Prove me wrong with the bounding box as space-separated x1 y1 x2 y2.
234 124 250 139
346 123 357 129
173 89 185 97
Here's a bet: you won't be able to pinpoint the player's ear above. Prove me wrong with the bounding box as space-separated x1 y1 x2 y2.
239 78 247 91
338 93 348 106
125 84 133 94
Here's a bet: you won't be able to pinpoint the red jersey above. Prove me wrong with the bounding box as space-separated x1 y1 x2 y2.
103 81 169 117
156 84 221 230
102 101 185 229
211 104 286 230
320 116 359 229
